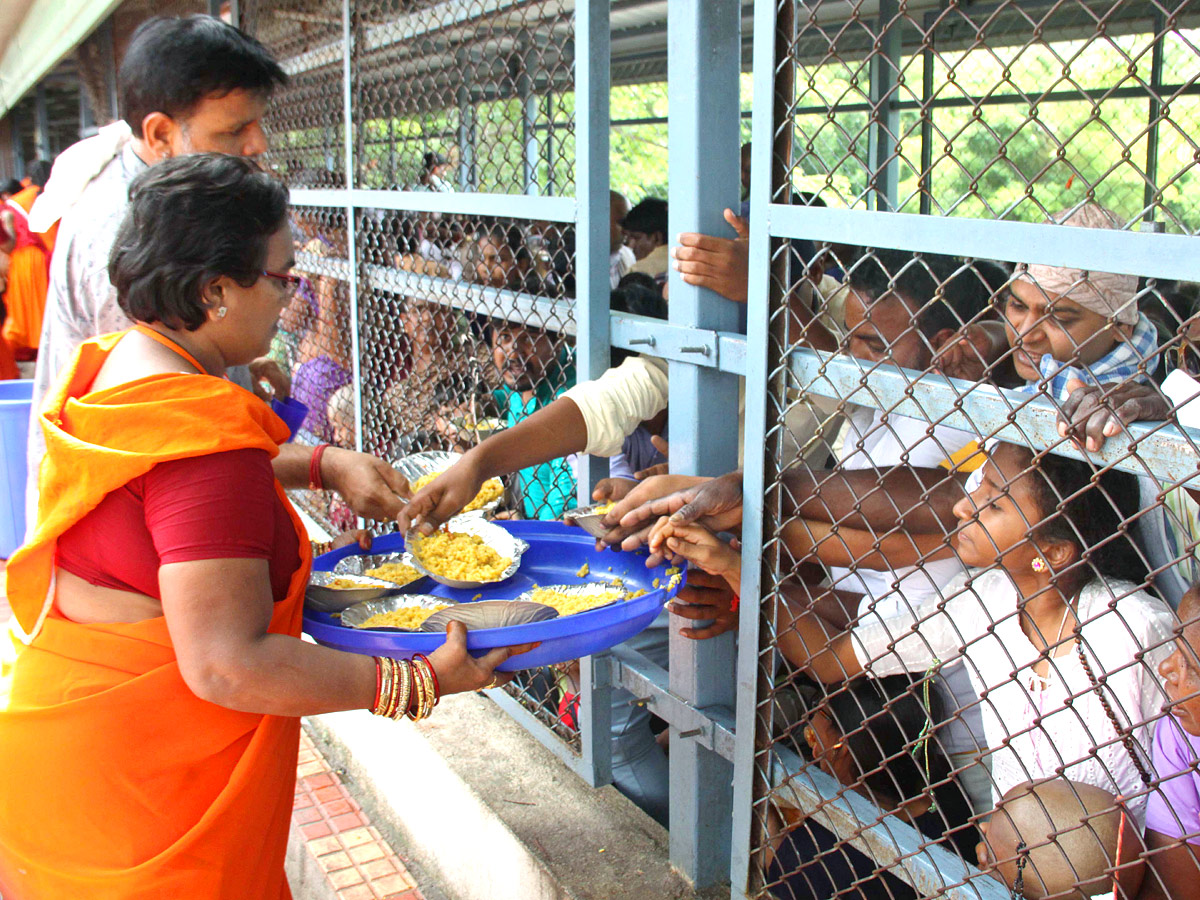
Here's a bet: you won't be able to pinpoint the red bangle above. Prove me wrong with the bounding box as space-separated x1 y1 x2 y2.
730 593 740 613
372 657 383 710
417 653 440 702
309 443 331 491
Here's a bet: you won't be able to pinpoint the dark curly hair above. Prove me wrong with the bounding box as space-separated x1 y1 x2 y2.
109 154 290 331
1006 443 1148 595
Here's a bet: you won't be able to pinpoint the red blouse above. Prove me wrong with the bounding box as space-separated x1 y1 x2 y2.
57 448 301 603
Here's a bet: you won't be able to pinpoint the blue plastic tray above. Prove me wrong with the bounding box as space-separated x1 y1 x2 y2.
302 520 685 671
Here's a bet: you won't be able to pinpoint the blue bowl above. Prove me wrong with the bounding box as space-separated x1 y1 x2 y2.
303 520 685 671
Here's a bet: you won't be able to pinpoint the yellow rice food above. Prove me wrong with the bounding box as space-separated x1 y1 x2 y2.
328 576 380 590
576 562 590 577
593 500 614 514
411 471 504 513
415 530 512 582
363 561 423 586
357 604 450 630
627 589 648 600
529 587 623 617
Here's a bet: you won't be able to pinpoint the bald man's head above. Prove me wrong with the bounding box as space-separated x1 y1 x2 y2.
977 780 1142 899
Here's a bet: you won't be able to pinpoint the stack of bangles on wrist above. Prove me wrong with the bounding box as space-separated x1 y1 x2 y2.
370 655 441 721
310 539 333 557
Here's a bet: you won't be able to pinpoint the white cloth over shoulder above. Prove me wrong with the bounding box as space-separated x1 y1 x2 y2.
28 121 133 233
853 568 1175 819
563 356 670 457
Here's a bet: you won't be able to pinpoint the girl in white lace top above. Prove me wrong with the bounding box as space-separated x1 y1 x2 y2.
776 441 1176 820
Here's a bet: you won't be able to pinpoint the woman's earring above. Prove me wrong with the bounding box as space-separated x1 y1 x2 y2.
1031 556 1048 573
216 306 227 319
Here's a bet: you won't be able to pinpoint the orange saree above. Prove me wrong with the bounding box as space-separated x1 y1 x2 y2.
2 186 50 353
0 329 309 899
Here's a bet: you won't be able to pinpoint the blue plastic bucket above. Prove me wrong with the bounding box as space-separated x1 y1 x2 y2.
0 380 32 558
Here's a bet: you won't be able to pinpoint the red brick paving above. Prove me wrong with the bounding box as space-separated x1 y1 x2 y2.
294 729 424 899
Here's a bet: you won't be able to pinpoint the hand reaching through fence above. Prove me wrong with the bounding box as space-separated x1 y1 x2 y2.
671 208 749 303
667 568 740 641
634 435 670 480
648 518 741 594
592 468 729 561
249 356 291 401
591 476 638 503
1056 377 1172 452
932 321 1006 383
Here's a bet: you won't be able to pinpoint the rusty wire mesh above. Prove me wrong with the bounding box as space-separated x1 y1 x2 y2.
781 0 1200 232
245 0 581 745
748 3 1200 899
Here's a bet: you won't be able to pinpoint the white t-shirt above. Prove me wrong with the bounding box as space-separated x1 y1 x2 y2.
853 569 1175 819
829 407 975 607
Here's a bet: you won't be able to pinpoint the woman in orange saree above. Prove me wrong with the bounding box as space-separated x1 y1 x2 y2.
0 155 532 900
0 162 52 357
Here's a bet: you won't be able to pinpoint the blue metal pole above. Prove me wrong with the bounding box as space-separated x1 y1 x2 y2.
666 0 742 887
729 0 786 893
574 0 614 789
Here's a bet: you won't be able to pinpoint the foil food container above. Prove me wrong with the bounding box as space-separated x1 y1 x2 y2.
306 572 401 613
395 450 504 515
333 551 431 592
341 594 456 631
562 502 617 539
406 517 528 589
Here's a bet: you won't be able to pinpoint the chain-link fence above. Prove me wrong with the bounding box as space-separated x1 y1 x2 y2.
245 0 582 745
743 3 1200 898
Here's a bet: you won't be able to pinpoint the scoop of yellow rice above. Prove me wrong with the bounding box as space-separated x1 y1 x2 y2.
357 604 450 630
528 587 623 617
410 471 504 513
328 576 379 590
363 562 422 586
415 530 512 582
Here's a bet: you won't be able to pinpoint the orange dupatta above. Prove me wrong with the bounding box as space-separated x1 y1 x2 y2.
0 329 311 900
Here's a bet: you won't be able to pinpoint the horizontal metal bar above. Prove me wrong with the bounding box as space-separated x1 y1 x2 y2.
770 748 1008 900
608 644 737 761
281 0 552 76
290 188 576 222
363 264 577 336
788 79 1200 116
484 687 589 778
788 349 1200 485
768 205 1200 283
609 312 748 375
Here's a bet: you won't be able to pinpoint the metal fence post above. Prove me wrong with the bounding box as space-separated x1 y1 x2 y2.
342 0 363 456
574 0 614 789
868 0 900 212
666 0 742 887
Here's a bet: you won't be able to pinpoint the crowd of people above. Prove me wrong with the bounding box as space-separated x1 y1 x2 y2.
1 9 1199 900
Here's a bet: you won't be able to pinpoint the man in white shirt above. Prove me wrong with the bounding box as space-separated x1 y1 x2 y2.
27 15 412 527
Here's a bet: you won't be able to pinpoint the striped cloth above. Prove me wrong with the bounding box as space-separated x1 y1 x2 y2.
1020 312 1160 401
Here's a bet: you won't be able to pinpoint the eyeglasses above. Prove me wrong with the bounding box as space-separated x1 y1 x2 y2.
261 270 309 298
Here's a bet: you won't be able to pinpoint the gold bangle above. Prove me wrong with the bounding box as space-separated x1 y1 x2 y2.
415 656 438 714
409 661 427 721
373 657 393 717
392 659 412 721
385 658 401 719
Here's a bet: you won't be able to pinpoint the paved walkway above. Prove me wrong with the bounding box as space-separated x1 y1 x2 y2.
0 560 427 900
